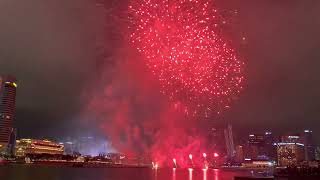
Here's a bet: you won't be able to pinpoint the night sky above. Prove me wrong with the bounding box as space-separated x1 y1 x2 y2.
0 0 320 144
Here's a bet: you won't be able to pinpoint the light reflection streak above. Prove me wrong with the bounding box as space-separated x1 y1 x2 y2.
213 169 219 180
203 169 207 180
188 168 193 180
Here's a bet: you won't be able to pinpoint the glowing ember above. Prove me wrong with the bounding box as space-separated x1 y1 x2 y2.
214 152 219 157
153 162 159 169
203 153 207 158
129 0 244 118
173 158 176 164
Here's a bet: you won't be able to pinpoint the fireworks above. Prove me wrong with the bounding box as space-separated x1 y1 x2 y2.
172 158 177 168
173 158 177 164
129 0 244 118
202 153 207 158
214 152 219 157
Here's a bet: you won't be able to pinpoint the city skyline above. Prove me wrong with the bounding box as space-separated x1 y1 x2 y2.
0 73 318 158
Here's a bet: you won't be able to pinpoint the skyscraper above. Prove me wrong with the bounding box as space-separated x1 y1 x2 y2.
244 132 276 161
245 134 265 160
224 124 235 160
235 145 244 163
0 75 17 152
207 121 227 157
264 131 277 160
303 130 315 161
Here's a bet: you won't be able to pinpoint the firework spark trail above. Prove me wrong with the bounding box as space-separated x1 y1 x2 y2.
89 0 245 167
129 0 244 118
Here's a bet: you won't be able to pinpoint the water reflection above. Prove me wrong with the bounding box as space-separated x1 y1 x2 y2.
1 165 253 180
213 169 219 180
188 168 193 180
154 168 158 180
203 169 207 180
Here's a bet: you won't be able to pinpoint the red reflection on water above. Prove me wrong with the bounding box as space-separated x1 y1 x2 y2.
203 169 207 180
153 166 158 180
213 169 219 180
188 168 193 180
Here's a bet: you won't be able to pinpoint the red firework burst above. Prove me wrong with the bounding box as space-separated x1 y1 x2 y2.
129 0 244 118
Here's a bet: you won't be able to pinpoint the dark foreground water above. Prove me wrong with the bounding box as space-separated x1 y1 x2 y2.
0 165 251 180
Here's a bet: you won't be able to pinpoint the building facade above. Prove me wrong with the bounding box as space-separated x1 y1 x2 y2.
277 142 305 167
235 145 244 163
0 75 17 152
245 134 266 160
208 126 226 158
15 139 64 157
315 147 320 161
224 124 235 160
303 130 315 161
281 134 302 143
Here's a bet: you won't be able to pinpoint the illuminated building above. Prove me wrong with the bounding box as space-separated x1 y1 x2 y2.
245 134 265 160
315 147 320 161
208 126 226 157
244 132 276 161
303 130 315 161
224 124 235 160
0 75 17 152
264 132 277 160
248 134 265 144
15 139 64 157
281 134 302 143
7 128 17 155
235 145 244 163
276 142 305 167
242 159 275 168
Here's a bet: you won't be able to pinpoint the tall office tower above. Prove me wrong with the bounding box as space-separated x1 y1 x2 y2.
245 134 265 160
208 126 226 157
224 124 235 160
264 131 277 160
235 145 244 163
245 133 276 160
207 120 227 157
0 75 17 152
264 132 274 145
303 130 315 161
